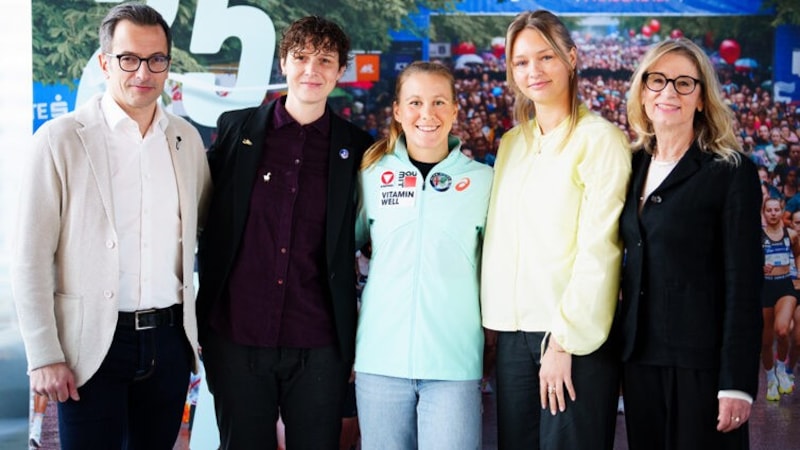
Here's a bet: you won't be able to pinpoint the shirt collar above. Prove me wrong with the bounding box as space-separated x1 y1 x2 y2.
100 92 168 133
272 95 331 137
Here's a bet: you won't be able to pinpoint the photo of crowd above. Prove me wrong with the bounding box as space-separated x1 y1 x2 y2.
339 32 795 175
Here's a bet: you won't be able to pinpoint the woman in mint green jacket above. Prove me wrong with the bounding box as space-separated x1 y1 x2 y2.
354 61 493 450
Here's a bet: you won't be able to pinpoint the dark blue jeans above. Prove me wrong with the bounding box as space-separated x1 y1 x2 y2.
202 329 350 450
494 331 619 450
57 324 191 450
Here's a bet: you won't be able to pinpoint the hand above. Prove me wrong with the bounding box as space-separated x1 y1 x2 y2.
30 362 80 403
716 397 751 433
539 339 576 415
764 264 774 275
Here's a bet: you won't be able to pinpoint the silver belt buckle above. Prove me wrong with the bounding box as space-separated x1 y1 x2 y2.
135 309 157 330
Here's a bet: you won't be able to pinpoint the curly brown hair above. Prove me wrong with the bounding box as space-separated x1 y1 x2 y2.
279 16 350 69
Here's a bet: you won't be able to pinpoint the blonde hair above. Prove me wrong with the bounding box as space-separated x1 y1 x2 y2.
626 38 741 164
361 61 457 169
505 10 580 143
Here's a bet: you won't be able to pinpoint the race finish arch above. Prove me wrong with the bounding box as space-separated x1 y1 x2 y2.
393 0 799 104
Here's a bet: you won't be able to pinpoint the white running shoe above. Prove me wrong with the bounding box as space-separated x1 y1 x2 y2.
767 379 780 401
776 368 794 394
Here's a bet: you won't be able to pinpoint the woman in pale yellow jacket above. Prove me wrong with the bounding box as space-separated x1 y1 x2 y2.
480 10 631 450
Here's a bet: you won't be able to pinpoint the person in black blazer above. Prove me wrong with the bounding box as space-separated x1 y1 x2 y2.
615 38 763 449
196 16 373 449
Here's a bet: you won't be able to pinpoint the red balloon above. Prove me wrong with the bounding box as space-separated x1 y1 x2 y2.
719 39 741 65
649 19 661 33
669 29 683 39
491 44 505 59
453 41 477 56
642 25 653 37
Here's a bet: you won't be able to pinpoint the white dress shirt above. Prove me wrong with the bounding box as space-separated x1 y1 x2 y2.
101 93 182 312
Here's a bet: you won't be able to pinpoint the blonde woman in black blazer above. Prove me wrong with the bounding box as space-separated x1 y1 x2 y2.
615 38 763 449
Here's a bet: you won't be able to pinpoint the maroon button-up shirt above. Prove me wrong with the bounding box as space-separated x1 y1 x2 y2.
214 97 335 348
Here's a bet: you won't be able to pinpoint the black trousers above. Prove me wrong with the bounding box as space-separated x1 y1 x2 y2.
622 363 750 450
202 329 350 450
494 331 619 450
58 320 191 450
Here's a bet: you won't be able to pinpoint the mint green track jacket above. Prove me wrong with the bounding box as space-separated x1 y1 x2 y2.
355 135 493 381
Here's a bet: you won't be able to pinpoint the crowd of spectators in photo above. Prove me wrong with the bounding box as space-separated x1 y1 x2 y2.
340 32 799 184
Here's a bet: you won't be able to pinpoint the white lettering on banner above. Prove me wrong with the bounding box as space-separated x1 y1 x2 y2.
50 94 69 118
32 94 69 121
360 64 375 75
33 103 47 121
75 0 275 127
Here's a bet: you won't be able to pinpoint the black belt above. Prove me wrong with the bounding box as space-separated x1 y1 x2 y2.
118 304 182 331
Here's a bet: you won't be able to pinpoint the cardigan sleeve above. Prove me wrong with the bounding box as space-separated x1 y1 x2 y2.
12 121 69 371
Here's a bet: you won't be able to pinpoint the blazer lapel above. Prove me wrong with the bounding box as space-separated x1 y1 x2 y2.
75 101 116 230
651 143 704 195
165 126 188 235
326 114 357 266
233 104 273 230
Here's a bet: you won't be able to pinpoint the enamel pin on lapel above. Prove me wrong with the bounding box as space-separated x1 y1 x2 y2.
242 138 253 146
339 148 349 159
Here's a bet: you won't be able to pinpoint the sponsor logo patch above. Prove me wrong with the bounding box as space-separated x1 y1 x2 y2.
429 172 452 192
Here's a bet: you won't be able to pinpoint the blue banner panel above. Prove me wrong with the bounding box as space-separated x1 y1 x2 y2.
454 0 768 16
773 25 800 104
32 82 77 133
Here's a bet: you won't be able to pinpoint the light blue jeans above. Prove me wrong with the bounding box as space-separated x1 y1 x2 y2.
355 372 482 450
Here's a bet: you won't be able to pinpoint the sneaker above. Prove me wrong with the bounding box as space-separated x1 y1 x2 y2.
776 368 794 394
767 379 780 401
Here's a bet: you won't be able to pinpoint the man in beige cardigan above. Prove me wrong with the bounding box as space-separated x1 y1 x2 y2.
12 4 210 448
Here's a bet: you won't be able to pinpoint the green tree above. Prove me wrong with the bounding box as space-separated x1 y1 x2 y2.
32 0 457 86
762 0 800 26
33 0 106 86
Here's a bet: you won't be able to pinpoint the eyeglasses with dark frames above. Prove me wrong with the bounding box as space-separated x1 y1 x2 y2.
105 53 171 73
643 72 701 95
